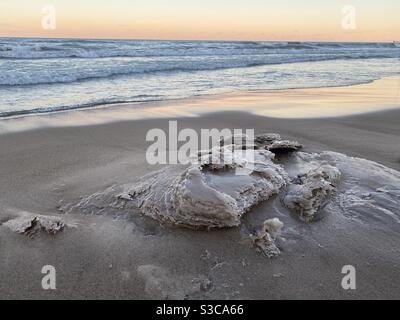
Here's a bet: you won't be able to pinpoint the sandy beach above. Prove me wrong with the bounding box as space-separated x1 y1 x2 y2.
1 78 400 299
2 0 400 305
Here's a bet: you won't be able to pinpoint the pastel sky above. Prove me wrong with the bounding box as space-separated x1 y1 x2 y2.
0 0 399 41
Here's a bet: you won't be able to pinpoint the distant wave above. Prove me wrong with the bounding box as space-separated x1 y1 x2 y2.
0 62 268 86
0 39 399 59
0 54 397 86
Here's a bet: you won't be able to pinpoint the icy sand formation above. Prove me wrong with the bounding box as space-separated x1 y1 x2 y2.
62 144 288 228
282 156 341 222
61 134 400 233
252 218 284 258
2 212 69 236
314 152 400 224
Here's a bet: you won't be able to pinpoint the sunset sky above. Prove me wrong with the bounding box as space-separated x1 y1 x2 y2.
0 0 399 41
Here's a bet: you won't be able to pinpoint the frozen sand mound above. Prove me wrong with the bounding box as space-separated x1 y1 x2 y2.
318 152 400 224
282 155 341 222
283 151 400 225
61 134 400 232
62 145 288 228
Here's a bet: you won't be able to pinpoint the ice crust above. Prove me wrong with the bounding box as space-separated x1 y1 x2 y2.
62 146 288 228
282 155 341 222
60 134 400 231
3 212 67 236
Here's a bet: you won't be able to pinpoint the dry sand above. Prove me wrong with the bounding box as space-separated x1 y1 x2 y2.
0 82 400 299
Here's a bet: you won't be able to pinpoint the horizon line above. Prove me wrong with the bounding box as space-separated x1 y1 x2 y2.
0 35 397 43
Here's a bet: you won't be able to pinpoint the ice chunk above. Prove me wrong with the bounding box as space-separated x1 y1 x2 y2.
255 133 302 153
266 140 303 153
254 133 281 144
62 147 288 229
283 162 341 222
263 217 284 238
252 218 283 258
3 213 67 236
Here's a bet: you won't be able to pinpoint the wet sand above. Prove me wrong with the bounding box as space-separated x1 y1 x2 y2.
0 106 400 299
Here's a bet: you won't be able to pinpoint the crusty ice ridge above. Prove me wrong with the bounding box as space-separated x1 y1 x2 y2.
282 154 341 222
60 133 400 231
2 211 72 237
62 144 288 229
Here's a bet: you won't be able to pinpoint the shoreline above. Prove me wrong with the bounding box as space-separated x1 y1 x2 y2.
0 68 394 120
1 76 399 134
